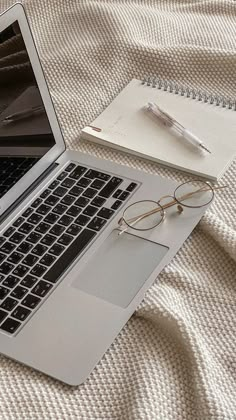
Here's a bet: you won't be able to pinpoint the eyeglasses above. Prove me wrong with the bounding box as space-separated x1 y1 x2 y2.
118 180 226 234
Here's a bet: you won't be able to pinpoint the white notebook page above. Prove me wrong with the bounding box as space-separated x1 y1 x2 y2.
82 79 236 180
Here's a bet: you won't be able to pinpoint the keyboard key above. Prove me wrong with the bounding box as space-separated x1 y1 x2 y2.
111 200 122 210
22 208 34 218
19 222 34 235
90 179 105 190
9 232 25 244
0 263 14 276
113 189 122 199
44 229 96 283
30 264 47 277
1 242 16 254
48 180 59 190
36 204 51 215
12 306 31 322
91 196 106 208
0 253 6 264
66 206 82 217
97 207 115 219
27 232 42 244
77 177 91 188
70 186 83 197
22 254 39 267
22 294 41 309
17 242 33 254
52 204 67 215
0 318 21 334
87 217 107 232
35 222 51 234
53 186 67 197
13 217 24 227
7 252 23 265
57 171 68 181
40 254 56 266
11 286 27 299
75 214 90 226
27 213 43 225
21 275 38 288
83 188 97 199
126 182 137 192
40 189 51 199
32 280 52 298
61 194 75 206
61 178 75 188
66 224 82 236
0 237 6 247
83 205 98 217
49 224 65 237
85 170 110 181
41 234 56 246
4 227 16 237
58 234 73 246
0 309 7 323
0 286 9 300
99 177 122 198
119 191 130 201
44 212 59 225
65 163 76 172
74 196 89 208
2 274 20 288
49 244 65 256
1 297 18 311
58 215 73 227
31 244 47 256
69 166 87 180
45 195 60 206
0 274 5 282
12 265 29 278
31 198 43 208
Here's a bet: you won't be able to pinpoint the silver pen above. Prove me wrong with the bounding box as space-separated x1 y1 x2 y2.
144 102 211 154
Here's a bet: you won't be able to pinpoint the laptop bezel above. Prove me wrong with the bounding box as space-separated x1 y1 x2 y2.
0 3 66 217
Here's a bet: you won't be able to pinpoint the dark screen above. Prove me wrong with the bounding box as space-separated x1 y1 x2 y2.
0 21 56 199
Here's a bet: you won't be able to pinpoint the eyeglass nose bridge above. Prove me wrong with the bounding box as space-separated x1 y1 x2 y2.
118 216 125 226
157 194 184 214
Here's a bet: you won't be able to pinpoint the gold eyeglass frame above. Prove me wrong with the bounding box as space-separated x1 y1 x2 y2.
118 180 227 234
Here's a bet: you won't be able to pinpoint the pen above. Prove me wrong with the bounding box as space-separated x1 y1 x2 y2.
2 105 44 124
144 102 211 154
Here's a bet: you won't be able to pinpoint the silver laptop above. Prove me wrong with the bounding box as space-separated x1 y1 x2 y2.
0 3 208 385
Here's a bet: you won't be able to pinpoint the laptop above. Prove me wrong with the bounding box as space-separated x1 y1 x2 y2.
0 3 208 385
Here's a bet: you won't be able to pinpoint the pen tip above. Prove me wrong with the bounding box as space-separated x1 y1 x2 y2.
200 144 211 154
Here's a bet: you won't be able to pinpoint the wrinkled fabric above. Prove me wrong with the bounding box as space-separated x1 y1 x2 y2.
0 1 235 419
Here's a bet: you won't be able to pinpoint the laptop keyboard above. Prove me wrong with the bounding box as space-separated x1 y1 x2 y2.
0 162 138 335
0 157 39 199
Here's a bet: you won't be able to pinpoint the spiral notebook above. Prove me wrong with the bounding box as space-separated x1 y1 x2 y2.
81 78 236 181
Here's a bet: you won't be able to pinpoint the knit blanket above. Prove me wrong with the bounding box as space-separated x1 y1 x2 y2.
0 1 235 419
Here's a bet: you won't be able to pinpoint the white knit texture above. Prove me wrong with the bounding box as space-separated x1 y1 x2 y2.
0 1 236 419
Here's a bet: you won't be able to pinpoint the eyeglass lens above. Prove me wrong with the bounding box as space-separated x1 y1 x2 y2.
174 180 214 208
122 200 164 230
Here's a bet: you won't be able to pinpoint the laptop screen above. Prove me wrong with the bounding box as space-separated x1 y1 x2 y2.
0 20 56 200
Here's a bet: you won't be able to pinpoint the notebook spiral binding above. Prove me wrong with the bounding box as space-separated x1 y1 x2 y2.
142 76 236 111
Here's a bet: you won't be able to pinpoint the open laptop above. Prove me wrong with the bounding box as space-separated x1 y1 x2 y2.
0 3 208 385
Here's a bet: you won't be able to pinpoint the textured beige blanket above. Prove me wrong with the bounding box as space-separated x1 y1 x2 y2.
0 1 236 419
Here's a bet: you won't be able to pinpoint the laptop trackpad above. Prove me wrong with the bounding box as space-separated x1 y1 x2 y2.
72 230 168 308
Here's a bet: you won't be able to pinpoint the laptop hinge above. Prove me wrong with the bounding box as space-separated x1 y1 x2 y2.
0 162 59 225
